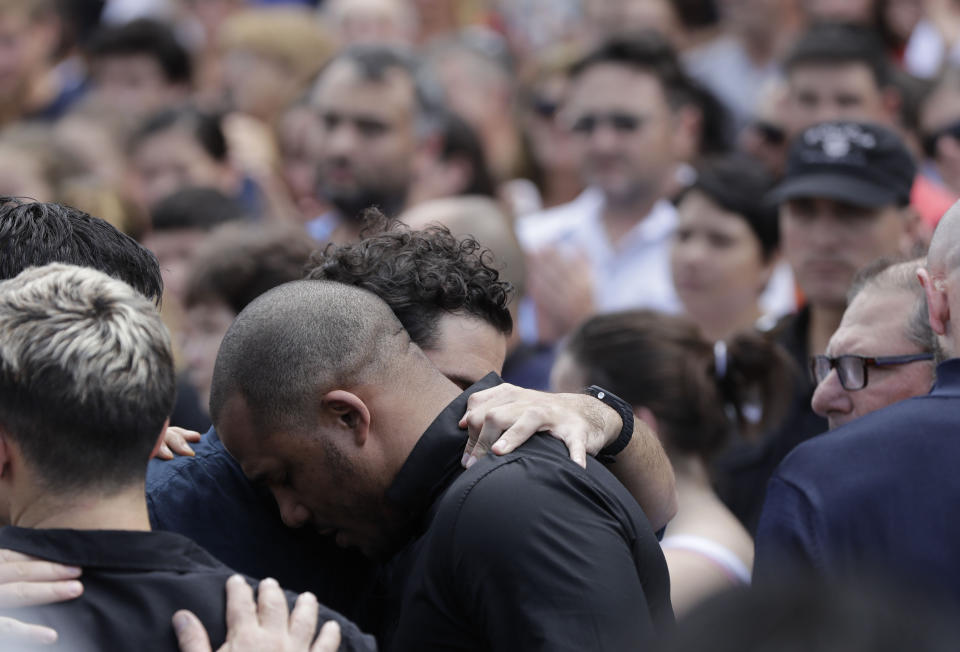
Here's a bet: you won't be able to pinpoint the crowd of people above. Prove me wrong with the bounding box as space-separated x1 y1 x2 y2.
1 0 960 650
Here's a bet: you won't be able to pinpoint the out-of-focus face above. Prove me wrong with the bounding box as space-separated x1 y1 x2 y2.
425 313 507 390
131 127 231 209
90 55 186 119
564 64 678 207
0 10 39 99
919 81 960 195
672 190 771 329
142 228 206 301
780 197 911 308
802 0 875 24
811 288 934 429
278 104 326 218
312 60 416 219
718 0 783 38
326 0 415 47
523 73 582 174
222 49 298 121
549 351 586 394
583 0 682 45
183 299 236 411
786 63 891 137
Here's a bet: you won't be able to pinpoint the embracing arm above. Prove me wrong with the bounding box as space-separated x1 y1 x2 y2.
459 383 677 530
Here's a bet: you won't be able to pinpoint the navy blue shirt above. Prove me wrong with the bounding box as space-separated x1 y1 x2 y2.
754 358 960 600
146 429 376 621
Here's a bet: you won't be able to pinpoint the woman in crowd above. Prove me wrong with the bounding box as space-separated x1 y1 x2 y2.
550 309 791 615
671 154 793 342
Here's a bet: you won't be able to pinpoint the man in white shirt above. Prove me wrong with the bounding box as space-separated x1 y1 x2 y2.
517 33 699 342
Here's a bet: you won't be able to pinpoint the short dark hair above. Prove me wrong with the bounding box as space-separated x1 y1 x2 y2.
149 187 244 232
185 223 314 314
304 212 513 350
322 44 445 115
564 310 794 459
210 280 409 433
686 154 779 259
784 22 892 89
0 197 163 304
0 264 175 493
130 107 228 163
87 18 192 86
570 32 731 153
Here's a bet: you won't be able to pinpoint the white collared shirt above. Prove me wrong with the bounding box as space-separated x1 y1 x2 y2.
518 188 682 315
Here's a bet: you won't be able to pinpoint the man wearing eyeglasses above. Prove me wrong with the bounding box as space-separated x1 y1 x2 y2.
809 258 938 430
712 121 923 533
753 213 960 599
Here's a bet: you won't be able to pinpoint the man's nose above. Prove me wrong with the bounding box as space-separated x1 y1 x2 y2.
325 123 358 157
811 369 851 427
273 488 310 528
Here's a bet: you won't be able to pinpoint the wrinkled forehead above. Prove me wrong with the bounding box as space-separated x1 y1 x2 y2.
829 288 914 355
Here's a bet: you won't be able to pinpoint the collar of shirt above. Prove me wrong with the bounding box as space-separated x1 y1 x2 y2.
932 358 960 397
565 196 677 259
0 527 225 573
385 372 502 528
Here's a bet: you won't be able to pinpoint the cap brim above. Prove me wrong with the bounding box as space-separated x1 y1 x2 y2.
768 173 903 208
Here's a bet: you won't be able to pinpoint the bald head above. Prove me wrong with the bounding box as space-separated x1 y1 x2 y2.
401 196 527 297
209 280 409 431
927 201 960 274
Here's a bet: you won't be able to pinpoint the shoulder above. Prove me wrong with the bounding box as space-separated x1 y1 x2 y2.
437 436 644 553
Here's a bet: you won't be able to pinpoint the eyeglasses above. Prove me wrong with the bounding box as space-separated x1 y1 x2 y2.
569 112 642 135
809 353 934 391
922 119 960 158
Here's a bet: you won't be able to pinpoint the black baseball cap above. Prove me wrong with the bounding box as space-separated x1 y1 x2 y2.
769 121 916 208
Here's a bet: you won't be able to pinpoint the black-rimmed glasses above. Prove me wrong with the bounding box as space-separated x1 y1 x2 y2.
809 353 935 391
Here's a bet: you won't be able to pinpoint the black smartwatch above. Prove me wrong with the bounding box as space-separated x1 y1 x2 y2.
582 385 634 463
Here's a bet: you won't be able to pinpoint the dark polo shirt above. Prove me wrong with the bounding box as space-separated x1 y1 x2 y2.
382 373 674 651
0 526 376 651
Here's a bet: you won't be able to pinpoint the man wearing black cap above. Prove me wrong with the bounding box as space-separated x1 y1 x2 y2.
712 120 921 532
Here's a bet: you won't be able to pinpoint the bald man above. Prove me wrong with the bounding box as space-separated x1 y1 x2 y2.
211 280 673 650
753 201 960 602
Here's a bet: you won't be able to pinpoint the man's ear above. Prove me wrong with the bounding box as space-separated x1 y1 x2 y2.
149 418 171 459
918 266 950 336
0 425 16 483
322 390 371 447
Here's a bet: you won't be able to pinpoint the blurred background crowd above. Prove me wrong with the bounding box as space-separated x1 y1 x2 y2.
5 0 960 642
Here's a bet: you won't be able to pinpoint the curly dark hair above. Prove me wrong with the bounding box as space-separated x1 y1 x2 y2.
303 213 514 350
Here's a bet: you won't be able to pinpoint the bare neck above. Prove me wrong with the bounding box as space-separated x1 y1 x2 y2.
807 304 845 357
13 484 151 531
602 196 657 246
695 303 763 342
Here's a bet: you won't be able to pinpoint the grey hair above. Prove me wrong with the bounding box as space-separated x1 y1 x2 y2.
0 263 175 492
848 257 938 358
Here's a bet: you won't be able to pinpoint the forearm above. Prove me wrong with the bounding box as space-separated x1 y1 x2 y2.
606 421 677 531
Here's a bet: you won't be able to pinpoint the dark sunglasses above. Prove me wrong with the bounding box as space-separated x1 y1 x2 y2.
752 120 786 146
809 353 934 391
922 119 960 158
570 112 642 135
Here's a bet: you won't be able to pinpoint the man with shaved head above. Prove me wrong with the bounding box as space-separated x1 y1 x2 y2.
754 202 960 601
211 280 673 650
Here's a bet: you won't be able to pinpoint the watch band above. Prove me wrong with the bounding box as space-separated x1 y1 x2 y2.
582 385 634 462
